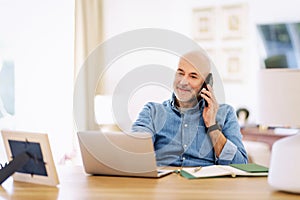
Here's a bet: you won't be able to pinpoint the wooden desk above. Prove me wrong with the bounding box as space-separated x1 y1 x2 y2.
1 166 299 200
241 127 291 149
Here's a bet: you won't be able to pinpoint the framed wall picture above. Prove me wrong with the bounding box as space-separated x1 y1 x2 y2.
221 4 247 39
192 7 216 40
1 130 59 186
220 48 244 81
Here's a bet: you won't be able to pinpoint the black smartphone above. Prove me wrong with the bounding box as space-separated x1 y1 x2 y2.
201 73 213 107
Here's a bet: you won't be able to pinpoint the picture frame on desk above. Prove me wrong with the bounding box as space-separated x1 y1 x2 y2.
1 130 59 186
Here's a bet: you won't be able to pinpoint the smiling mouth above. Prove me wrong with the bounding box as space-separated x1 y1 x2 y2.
177 87 191 92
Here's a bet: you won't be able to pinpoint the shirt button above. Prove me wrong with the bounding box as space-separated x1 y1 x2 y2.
183 144 187 149
184 124 188 127
182 157 186 160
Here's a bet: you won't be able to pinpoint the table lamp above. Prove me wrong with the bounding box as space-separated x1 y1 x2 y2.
268 133 300 194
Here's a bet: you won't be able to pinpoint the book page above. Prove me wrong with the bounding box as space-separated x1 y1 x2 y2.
182 165 234 178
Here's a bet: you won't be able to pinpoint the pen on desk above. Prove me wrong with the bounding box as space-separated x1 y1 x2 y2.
193 167 202 172
175 166 186 174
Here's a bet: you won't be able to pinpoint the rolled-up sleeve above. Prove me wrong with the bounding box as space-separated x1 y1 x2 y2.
218 140 237 161
216 105 248 165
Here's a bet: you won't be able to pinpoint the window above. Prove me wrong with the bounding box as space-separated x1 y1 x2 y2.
257 22 300 68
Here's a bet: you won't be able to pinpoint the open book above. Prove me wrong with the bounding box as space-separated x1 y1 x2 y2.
180 164 268 179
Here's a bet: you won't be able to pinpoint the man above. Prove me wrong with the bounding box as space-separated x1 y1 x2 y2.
132 51 248 166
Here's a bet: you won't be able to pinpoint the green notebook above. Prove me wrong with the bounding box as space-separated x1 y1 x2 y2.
229 163 269 173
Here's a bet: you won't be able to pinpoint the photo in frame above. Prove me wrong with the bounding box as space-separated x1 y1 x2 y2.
1 130 59 186
220 48 244 81
220 4 248 39
192 7 216 40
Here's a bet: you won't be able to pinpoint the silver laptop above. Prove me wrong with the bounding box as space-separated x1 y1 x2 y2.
77 131 173 178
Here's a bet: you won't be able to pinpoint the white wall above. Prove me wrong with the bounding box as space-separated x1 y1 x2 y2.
102 0 300 124
1 0 299 164
0 0 74 163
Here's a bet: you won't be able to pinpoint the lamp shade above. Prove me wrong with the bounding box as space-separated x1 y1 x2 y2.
268 133 300 194
94 95 114 125
258 69 300 128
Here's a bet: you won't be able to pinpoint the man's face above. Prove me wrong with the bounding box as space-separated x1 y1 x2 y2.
173 58 205 104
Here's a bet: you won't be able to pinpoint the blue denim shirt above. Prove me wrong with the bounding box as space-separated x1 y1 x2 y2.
132 93 248 167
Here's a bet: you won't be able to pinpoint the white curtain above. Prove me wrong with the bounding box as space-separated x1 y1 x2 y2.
74 0 104 131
